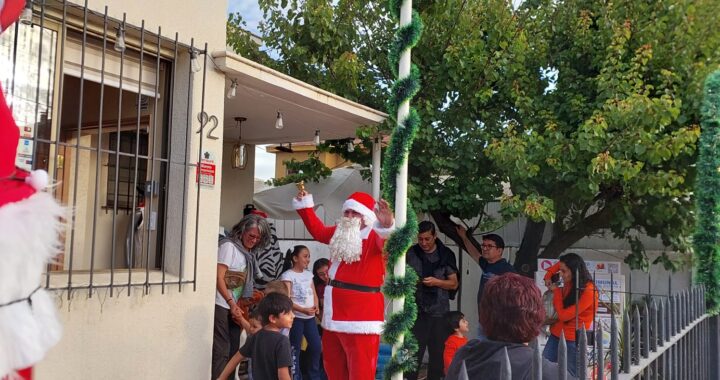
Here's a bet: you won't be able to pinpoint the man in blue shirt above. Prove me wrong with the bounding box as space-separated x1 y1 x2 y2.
456 227 516 336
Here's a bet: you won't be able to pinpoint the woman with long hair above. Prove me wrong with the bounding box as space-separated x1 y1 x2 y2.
280 245 323 380
542 252 598 377
312 258 330 312
212 214 271 380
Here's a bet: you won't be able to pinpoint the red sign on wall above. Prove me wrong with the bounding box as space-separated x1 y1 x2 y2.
196 159 216 187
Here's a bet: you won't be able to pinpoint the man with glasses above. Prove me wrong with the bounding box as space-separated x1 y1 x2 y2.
456 227 516 337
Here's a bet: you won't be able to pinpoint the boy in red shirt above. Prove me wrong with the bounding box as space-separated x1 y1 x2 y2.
443 311 469 374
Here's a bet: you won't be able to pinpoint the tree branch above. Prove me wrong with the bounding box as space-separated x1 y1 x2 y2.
539 205 614 258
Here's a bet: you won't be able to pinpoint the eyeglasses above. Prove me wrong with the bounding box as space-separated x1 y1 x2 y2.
244 233 261 242
480 244 498 249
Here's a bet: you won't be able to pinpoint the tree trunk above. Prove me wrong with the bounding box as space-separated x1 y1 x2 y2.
513 220 546 277
428 210 482 252
539 206 613 258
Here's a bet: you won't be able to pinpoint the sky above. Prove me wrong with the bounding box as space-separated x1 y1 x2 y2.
228 1 275 179
228 0 263 35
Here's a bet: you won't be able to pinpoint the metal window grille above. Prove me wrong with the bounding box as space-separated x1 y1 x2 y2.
1 0 210 298
106 130 148 210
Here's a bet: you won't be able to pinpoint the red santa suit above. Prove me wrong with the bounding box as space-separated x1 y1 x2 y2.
293 192 394 380
0 3 64 379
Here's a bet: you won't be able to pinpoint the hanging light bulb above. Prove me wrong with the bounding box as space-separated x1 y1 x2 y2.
232 117 248 170
226 79 238 99
114 24 126 52
20 1 33 25
275 111 284 130
314 130 320 146
190 49 202 73
347 140 355 152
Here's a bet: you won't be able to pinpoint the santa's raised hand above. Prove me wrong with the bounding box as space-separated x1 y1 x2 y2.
374 199 394 228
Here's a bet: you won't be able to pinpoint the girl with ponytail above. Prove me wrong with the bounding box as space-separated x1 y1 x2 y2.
280 245 323 379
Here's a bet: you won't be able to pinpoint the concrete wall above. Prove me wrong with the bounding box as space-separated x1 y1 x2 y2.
219 142 256 230
36 1 227 379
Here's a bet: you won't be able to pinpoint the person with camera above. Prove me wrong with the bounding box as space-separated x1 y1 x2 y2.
542 253 598 377
406 221 459 380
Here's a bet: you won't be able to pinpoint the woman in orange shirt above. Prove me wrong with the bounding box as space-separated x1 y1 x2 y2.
542 253 598 377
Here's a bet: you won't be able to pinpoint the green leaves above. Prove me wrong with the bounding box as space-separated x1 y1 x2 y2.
264 153 332 187
694 69 720 312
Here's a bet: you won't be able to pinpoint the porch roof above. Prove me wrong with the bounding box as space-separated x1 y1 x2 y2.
211 51 387 145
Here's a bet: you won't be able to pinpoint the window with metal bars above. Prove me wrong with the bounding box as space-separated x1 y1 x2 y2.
1 0 209 295
106 130 148 210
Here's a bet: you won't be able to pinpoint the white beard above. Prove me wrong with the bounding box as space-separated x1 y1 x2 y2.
328 216 363 264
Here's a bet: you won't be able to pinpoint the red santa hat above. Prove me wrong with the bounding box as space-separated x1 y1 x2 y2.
0 79 48 208
0 3 63 379
341 192 376 225
0 0 25 32
0 1 45 208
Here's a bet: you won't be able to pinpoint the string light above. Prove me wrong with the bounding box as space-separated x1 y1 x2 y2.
226 79 238 99
190 49 202 73
114 24 126 52
275 111 284 130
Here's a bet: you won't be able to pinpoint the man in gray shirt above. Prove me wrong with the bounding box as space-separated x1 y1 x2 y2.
406 221 459 380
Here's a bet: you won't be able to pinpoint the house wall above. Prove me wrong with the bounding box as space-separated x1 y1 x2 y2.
35 1 227 379
219 142 256 230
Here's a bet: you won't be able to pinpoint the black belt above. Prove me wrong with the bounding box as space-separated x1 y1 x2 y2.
329 279 381 293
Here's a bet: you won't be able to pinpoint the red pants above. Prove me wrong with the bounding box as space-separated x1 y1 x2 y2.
322 330 379 380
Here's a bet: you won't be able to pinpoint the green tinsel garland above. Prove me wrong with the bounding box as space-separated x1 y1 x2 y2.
694 69 720 313
381 0 423 378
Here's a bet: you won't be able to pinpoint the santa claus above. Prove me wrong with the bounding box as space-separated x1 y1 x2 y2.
293 190 394 380
0 1 64 379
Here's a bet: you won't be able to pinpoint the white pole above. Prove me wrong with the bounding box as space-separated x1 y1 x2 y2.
391 1 412 379
372 136 381 200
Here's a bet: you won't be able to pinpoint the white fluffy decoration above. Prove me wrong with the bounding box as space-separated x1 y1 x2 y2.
0 192 64 378
25 170 48 190
328 216 363 264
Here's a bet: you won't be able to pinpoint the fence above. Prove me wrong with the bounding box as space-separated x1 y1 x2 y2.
457 281 713 379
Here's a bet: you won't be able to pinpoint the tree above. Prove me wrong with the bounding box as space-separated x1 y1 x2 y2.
486 0 719 273
228 0 720 274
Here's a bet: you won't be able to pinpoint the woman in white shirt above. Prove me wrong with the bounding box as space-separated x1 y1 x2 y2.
212 214 270 380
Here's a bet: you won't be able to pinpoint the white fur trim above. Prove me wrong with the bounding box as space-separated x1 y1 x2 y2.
323 319 384 334
372 220 395 239
342 198 376 224
360 225 371 239
0 192 65 377
321 284 384 335
26 170 48 190
292 194 314 210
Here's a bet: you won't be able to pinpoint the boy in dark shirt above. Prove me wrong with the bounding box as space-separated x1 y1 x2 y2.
218 293 295 380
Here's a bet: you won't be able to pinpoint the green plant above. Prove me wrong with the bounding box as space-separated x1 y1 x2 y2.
693 69 720 313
